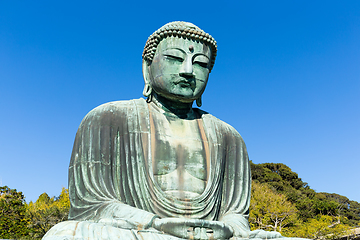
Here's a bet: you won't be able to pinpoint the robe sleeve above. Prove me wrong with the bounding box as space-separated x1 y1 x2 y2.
68 101 157 229
218 123 252 238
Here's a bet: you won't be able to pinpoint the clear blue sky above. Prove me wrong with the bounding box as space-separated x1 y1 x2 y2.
1 1 359 203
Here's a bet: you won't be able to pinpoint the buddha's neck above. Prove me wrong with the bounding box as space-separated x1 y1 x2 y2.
152 93 193 119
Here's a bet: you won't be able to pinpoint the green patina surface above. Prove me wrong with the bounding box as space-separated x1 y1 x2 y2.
42 21 308 240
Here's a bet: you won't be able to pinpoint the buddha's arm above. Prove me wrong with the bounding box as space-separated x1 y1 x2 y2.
216 134 284 240
68 102 159 230
220 213 251 238
216 124 253 238
69 153 159 230
93 202 159 229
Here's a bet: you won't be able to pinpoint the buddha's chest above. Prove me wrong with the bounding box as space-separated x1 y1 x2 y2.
150 111 208 198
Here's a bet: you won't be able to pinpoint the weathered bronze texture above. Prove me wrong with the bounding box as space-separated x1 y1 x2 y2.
42 21 307 240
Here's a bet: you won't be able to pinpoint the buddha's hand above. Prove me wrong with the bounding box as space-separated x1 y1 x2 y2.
152 217 233 239
249 229 284 239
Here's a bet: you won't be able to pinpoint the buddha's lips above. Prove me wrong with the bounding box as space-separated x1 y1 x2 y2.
174 79 195 87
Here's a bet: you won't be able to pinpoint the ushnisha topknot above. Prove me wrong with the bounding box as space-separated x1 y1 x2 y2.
142 21 217 72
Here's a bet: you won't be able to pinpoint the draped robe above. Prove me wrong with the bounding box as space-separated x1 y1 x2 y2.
43 98 252 240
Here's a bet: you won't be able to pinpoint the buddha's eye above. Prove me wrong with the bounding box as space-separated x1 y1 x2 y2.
194 61 209 68
164 54 184 62
193 55 209 68
162 49 185 63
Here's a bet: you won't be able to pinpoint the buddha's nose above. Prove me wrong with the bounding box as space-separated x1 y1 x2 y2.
179 58 194 78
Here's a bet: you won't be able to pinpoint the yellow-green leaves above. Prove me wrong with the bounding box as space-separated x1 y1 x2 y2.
26 187 70 239
249 181 352 239
249 181 298 234
290 215 350 240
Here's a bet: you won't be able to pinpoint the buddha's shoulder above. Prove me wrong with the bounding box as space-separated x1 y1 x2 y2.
80 98 146 124
195 108 244 140
86 98 146 115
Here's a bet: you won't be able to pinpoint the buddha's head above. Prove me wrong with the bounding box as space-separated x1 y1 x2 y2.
142 21 217 107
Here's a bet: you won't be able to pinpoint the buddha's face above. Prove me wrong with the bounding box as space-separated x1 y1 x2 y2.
147 36 211 103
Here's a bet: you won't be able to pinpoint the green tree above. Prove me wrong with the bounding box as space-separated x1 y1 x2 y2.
0 186 29 239
250 161 358 225
290 215 350 239
322 193 360 226
27 187 70 239
250 161 357 239
249 181 299 234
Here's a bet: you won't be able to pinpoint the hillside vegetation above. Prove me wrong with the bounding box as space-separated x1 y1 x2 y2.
250 162 359 238
0 162 358 239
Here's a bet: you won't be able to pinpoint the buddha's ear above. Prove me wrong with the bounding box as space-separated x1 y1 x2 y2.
142 60 153 98
142 60 151 85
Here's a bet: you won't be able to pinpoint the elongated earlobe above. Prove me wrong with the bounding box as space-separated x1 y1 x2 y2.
143 83 153 102
196 96 202 107
142 61 153 102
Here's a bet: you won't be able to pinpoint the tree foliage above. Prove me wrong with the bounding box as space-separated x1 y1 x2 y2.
249 181 298 233
250 162 354 223
322 193 360 226
0 186 29 239
289 215 350 240
250 161 359 239
26 187 70 239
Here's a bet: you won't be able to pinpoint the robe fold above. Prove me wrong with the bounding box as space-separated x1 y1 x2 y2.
43 98 252 240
